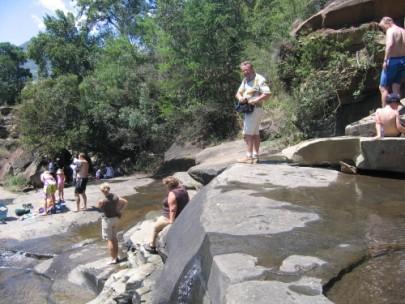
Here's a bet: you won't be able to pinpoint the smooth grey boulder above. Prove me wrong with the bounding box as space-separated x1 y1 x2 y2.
187 163 228 185
281 136 360 166
158 141 202 174
187 140 245 185
225 280 332 304
152 163 371 304
173 171 203 190
356 137 405 172
195 140 245 165
345 113 376 137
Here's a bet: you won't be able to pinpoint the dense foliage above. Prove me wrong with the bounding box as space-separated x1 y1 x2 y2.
0 42 31 105
15 0 333 168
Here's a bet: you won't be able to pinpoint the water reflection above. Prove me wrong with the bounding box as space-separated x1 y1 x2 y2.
0 180 164 304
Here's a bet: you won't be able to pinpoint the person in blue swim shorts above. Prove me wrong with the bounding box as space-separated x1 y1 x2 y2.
379 17 405 106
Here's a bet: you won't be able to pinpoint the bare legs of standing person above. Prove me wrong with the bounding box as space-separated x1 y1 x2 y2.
75 193 87 212
107 237 118 263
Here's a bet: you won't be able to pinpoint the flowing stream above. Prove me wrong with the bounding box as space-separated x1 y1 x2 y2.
1 171 405 304
0 180 165 304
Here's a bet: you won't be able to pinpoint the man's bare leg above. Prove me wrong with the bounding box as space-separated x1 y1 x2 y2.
253 135 261 155
82 193 87 210
246 135 254 155
380 85 389 107
75 193 80 212
107 238 118 261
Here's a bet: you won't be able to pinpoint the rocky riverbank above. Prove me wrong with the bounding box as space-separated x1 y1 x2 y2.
0 174 154 244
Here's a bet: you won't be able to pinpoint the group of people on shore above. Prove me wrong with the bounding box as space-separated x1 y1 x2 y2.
40 152 89 215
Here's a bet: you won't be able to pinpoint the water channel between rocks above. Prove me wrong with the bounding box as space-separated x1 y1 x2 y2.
0 180 165 304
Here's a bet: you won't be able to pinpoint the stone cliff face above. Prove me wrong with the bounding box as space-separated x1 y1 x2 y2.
283 0 405 136
0 106 40 187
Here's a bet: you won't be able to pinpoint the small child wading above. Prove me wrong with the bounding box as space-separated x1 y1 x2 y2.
40 171 57 215
56 168 65 202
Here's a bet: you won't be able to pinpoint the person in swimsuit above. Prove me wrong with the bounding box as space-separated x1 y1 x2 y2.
375 93 405 138
56 168 65 202
74 153 89 212
379 17 405 106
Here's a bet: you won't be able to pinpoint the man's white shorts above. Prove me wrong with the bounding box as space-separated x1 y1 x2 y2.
102 216 119 240
243 107 264 135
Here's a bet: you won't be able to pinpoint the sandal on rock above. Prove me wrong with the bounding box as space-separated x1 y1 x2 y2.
108 257 120 265
144 244 158 254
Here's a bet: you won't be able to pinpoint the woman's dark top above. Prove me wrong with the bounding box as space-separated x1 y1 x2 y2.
162 186 189 219
99 193 121 218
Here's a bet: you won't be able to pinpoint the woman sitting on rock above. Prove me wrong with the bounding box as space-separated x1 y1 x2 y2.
144 176 190 254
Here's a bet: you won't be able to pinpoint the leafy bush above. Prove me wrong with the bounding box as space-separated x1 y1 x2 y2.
277 32 381 138
4 174 27 192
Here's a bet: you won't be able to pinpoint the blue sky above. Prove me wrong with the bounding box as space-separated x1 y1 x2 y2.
0 0 76 46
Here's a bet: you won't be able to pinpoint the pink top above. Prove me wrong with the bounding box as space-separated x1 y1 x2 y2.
57 175 65 186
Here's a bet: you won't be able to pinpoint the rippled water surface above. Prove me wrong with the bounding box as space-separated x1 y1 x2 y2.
0 180 164 304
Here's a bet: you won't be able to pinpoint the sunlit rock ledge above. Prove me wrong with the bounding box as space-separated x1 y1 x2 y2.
280 136 405 174
152 163 367 304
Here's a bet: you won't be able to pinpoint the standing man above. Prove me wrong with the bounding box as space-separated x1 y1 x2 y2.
235 61 271 164
74 152 89 212
98 182 128 264
379 17 405 106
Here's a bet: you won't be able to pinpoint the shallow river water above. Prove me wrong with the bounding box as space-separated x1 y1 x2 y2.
1 171 405 304
0 180 165 304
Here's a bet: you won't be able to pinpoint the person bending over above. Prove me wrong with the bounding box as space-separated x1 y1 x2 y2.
98 183 128 264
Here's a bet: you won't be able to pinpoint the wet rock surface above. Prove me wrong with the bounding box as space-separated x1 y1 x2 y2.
153 163 405 304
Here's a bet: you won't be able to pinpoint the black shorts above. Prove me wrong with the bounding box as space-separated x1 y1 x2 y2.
75 177 88 194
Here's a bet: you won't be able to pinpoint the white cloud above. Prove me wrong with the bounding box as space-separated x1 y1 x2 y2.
37 0 69 13
31 14 46 30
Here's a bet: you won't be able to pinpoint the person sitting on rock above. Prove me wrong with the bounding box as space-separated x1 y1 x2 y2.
144 176 190 254
97 182 128 264
375 93 405 138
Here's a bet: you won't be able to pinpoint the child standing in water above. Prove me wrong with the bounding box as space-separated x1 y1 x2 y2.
56 168 65 202
40 171 57 215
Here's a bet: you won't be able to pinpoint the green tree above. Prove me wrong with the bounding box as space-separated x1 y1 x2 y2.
27 10 96 79
76 0 150 40
156 0 247 140
0 42 31 105
79 37 165 162
19 75 88 155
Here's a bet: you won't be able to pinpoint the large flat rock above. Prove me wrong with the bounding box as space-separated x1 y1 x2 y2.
281 136 360 165
356 138 405 172
153 163 389 303
281 136 405 174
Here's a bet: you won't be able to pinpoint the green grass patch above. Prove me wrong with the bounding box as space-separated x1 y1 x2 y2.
3 174 27 192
